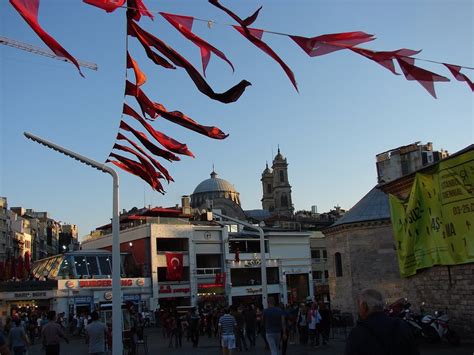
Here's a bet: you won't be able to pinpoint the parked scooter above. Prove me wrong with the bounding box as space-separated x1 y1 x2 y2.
420 306 460 346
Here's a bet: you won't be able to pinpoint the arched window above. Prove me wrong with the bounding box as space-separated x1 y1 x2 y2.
281 194 288 207
335 252 343 277
279 170 284 182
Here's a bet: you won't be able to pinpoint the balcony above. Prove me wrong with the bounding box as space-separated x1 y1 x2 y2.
195 267 221 278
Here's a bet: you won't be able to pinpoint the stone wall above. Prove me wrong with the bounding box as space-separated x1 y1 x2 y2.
405 263 474 338
327 221 409 322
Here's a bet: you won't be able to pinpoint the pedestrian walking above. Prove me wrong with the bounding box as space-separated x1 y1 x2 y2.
297 303 308 345
218 308 237 355
85 311 108 355
345 289 419 355
307 302 321 347
41 311 69 355
263 297 286 355
8 319 29 355
243 305 256 347
189 308 200 348
318 302 331 345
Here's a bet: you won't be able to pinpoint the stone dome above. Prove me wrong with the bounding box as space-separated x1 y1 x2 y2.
193 171 237 194
191 170 241 210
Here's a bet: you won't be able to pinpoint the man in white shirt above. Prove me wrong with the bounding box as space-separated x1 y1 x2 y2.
85 311 108 355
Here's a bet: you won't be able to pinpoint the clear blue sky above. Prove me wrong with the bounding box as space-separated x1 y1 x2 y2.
1 0 472 239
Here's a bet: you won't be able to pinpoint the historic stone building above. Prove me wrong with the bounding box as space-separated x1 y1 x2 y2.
260 148 294 217
324 187 405 322
325 144 474 337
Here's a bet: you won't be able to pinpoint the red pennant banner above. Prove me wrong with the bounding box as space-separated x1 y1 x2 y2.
10 0 84 76
113 142 164 181
443 63 474 92
160 12 235 76
116 132 174 182
397 57 450 98
126 0 154 21
108 152 164 192
290 31 375 57
127 52 147 92
128 19 251 103
122 104 194 157
166 252 183 281
119 120 180 162
351 48 422 75
83 0 125 13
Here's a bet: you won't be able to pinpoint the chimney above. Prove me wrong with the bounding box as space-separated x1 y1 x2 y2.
181 195 191 215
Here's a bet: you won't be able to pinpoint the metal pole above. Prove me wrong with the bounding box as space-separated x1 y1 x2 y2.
212 211 268 308
24 132 123 355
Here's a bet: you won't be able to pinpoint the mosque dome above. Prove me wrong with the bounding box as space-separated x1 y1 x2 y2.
193 171 238 195
191 170 241 210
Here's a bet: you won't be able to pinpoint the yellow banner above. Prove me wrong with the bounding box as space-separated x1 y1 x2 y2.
389 149 474 277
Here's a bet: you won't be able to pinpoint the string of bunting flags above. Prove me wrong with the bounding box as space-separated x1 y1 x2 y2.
9 0 473 193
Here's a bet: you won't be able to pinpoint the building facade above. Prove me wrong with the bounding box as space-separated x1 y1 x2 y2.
376 141 449 183
81 205 313 310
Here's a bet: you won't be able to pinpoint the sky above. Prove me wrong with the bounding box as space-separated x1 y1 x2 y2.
1 0 472 240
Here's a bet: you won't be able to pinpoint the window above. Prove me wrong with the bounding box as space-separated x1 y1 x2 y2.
281 194 288 207
266 184 272 194
98 256 112 275
229 240 269 254
322 249 327 259
230 268 261 286
313 270 323 281
324 270 329 279
156 238 189 253
335 252 343 277
86 256 100 276
279 170 284 182
311 250 321 259
266 267 279 284
196 254 221 268
75 256 88 277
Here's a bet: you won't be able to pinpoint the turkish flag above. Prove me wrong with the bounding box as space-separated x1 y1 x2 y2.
166 252 183 281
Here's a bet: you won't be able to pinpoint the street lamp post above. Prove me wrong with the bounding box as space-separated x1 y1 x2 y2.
211 211 268 308
24 132 123 355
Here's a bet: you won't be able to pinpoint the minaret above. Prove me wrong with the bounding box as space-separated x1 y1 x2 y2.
261 162 274 211
271 147 293 216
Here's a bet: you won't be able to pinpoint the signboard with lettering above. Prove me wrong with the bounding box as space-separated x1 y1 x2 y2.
390 149 474 277
158 284 191 297
60 278 147 290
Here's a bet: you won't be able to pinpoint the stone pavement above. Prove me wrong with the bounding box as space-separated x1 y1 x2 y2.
26 327 473 355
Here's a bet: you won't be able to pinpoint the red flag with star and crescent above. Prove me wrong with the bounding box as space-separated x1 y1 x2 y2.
165 252 183 281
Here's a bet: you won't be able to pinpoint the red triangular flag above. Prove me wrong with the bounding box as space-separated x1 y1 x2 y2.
397 57 450 98
160 12 235 76
10 0 84 76
443 63 474 92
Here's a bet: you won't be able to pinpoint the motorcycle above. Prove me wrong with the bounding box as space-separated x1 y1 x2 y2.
420 309 460 346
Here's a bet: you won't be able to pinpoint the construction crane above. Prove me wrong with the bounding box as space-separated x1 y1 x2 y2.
0 35 98 71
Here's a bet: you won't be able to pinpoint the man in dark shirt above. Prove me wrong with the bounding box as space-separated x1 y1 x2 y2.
263 297 286 355
345 289 419 355
41 311 69 355
243 305 257 347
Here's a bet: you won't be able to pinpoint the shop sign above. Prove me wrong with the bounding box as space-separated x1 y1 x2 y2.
123 294 141 302
284 268 307 275
75 296 92 305
159 285 190 294
13 291 48 298
64 278 145 289
104 291 113 301
245 287 262 294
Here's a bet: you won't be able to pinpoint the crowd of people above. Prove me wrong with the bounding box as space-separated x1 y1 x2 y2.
157 298 332 355
0 289 420 355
